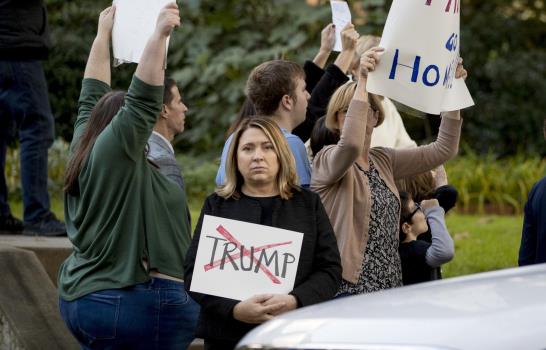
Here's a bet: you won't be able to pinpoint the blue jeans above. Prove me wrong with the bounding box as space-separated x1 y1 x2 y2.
0 60 54 223
59 278 200 350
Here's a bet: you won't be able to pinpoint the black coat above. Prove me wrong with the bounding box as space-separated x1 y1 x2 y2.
293 61 350 142
0 0 50 60
184 189 342 343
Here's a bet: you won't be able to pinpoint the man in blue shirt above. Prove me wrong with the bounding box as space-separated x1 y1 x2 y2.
216 60 312 187
519 119 546 266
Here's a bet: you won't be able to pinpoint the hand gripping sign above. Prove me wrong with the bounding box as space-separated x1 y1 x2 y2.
366 0 474 114
190 215 304 301
112 0 172 66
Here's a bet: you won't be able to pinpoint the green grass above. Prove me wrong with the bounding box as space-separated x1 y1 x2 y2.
443 213 522 278
10 197 522 278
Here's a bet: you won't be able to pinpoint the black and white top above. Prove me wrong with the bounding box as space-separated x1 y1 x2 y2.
338 160 402 295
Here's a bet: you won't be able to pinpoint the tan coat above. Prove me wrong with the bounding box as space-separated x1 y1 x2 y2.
311 99 462 283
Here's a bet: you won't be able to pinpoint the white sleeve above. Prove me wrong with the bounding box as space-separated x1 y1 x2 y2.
384 98 417 149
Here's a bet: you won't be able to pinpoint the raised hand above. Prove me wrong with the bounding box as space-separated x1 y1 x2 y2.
155 2 180 38
97 6 116 38
455 57 468 80
359 47 384 80
340 23 359 53
320 23 336 53
421 198 440 210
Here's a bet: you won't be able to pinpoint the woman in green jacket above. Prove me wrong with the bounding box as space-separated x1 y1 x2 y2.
58 4 198 349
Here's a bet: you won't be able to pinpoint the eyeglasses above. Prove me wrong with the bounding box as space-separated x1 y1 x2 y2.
403 202 422 223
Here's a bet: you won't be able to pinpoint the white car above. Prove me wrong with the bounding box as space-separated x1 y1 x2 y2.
237 264 546 350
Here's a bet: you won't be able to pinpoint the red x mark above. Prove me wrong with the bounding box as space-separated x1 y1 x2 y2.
203 225 293 284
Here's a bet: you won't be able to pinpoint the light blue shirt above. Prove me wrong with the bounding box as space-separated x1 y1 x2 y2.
215 129 311 187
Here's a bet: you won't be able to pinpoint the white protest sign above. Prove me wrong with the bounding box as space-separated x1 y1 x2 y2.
366 0 474 114
330 0 351 52
190 215 304 301
112 0 172 66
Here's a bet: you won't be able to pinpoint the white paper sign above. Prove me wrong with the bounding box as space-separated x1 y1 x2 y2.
112 0 172 66
330 0 352 52
366 0 474 114
190 215 304 301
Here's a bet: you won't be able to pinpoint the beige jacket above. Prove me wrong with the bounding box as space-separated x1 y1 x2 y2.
311 99 462 283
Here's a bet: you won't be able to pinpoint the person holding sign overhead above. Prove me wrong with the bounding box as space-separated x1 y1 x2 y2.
311 48 466 295
58 4 198 349
185 117 342 349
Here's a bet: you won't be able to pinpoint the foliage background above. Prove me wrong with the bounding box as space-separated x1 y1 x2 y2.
43 0 546 157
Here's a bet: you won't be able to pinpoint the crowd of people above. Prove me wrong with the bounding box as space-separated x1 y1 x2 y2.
2 2 544 350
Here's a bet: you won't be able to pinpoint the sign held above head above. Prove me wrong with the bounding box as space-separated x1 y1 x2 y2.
366 0 474 114
112 0 173 66
330 0 352 52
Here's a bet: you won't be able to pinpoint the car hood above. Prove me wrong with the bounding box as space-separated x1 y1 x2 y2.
238 264 546 350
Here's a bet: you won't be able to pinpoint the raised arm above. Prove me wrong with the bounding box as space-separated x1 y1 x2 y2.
333 23 359 74
108 3 180 161
72 6 115 151
135 2 179 86
312 48 382 186
292 24 358 142
390 61 467 178
312 23 335 69
422 200 454 268
84 6 114 84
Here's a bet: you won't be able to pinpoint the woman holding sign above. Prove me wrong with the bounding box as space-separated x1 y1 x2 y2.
58 4 198 349
185 117 342 349
310 49 465 295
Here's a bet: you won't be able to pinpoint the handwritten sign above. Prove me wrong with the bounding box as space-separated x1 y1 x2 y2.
330 0 352 52
190 215 304 301
366 0 474 114
112 0 172 66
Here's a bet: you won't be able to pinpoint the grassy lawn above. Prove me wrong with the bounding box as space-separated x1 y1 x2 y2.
443 213 522 278
11 198 522 278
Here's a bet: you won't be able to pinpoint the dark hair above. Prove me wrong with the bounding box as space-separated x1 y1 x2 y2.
395 171 435 203
163 77 177 105
246 60 305 116
310 116 340 156
64 91 126 195
399 191 413 242
226 97 257 137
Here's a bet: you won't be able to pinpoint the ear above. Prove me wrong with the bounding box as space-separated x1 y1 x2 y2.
401 222 412 236
279 94 293 112
160 104 169 119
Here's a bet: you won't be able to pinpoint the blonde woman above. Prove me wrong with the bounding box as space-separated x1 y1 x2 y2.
311 49 466 296
185 117 341 349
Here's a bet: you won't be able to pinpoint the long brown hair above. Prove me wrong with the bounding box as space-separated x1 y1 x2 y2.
64 91 126 195
395 171 435 203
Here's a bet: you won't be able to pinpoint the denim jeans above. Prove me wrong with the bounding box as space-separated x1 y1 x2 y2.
0 60 54 222
59 278 200 350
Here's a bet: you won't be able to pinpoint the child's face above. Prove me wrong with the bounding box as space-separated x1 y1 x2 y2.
406 199 429 236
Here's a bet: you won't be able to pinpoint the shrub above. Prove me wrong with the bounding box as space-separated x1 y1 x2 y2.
445 147 546 214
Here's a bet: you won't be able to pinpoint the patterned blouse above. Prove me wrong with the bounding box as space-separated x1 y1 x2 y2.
337 159 402 295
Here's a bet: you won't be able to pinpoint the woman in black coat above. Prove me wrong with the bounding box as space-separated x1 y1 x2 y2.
185 117 341 349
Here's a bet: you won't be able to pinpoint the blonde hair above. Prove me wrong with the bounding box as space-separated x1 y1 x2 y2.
324 81 385 132
216 117 300 200
356 35 381 57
